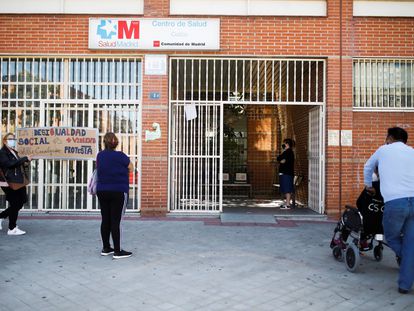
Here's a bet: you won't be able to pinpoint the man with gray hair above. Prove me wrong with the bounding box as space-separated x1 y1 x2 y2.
364 127 414 294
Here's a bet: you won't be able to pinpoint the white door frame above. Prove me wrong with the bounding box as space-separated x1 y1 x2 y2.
308 105 325 214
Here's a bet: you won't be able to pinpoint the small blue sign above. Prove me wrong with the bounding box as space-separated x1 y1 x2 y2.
149 92 160 99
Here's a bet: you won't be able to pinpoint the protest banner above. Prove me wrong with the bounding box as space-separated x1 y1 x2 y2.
16 127 98 160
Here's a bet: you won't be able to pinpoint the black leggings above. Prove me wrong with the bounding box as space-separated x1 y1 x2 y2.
97 191 128 252
0 186 27 230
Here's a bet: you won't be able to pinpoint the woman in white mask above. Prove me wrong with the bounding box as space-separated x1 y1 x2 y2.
0 133 31 235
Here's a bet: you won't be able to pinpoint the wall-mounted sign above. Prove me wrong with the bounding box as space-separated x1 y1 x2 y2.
89 18 220 50
328 129 353 147
16 127 98 160
149 92 161 99
145 54 167 75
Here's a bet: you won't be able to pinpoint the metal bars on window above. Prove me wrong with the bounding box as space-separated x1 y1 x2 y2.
170 58 325 105
39 101 140 211
353 59 414 111
69 58 141 100
0 57 142 211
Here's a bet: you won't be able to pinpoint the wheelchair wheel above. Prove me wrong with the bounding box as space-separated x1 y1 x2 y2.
345 244 360 272
374 245 383 262
332 245 343 262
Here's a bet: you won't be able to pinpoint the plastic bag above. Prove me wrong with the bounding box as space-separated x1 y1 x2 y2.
87 170 98 195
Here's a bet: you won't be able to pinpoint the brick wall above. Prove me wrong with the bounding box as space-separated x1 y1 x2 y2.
1 0 413 215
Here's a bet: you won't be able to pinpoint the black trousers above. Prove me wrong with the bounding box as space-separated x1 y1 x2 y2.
0 186 27 230
97 191 128 252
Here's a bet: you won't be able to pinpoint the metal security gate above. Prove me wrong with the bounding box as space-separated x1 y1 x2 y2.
169 102 222 212
169 57 325 213
308 106 324 213
0 56 142 211
34 100 141 211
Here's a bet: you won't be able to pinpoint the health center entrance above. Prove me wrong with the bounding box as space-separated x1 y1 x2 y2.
168 57 325 214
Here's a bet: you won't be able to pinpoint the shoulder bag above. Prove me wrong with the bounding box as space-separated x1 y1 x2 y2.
0 169 9 187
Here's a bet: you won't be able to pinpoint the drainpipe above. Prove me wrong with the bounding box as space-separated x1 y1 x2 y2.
339 0 343 216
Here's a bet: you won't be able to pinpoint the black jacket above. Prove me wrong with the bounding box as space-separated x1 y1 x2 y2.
277 148 294 176
0 145 29 183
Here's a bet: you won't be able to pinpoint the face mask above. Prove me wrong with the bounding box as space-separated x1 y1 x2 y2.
281 144 286 150
7 139 16 148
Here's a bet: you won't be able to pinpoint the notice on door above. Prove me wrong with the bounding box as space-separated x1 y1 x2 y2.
16 127 99 160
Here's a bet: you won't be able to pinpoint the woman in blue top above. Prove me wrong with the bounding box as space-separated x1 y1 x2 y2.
96 132 133 259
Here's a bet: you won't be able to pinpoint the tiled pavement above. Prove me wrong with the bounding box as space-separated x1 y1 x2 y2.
0 214 413 311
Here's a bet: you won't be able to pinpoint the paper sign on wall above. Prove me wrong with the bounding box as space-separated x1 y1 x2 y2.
145 123 161 142
184 104 197 121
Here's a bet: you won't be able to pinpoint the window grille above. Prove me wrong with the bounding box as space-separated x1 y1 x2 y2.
353 59 414 110
170 58 325 104
0 57 142 211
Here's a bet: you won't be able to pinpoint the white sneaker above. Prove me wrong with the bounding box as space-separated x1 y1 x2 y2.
7 226 26 236
280 205 291 210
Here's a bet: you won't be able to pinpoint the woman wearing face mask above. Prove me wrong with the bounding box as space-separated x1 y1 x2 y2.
96 132 134 259
277 138 295 209
0 133 31 235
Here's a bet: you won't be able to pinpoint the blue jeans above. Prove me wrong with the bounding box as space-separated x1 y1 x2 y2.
383 197 414 291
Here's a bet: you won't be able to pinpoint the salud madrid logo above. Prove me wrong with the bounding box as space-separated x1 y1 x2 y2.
97 20 117 39
94 19 140 48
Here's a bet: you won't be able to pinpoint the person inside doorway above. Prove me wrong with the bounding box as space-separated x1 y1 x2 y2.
277 138 295 209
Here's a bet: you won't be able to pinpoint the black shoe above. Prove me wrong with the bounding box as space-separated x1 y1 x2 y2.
113 250 132 259
398 288 409 294
101 247 114 256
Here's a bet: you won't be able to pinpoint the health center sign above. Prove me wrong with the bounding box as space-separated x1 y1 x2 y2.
16 127 98 160
89 18 220 50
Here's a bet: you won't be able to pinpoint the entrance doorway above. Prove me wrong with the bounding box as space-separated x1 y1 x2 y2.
168 57 325 214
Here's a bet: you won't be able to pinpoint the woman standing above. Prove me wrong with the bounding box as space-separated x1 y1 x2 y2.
277 138 295 209
0 133 31 235
96 132 133 259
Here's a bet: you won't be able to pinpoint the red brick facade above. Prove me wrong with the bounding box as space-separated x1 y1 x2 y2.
1 1 413 216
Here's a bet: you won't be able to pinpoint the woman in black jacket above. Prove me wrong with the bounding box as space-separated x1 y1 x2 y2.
277 138 295 209
0 133 31 235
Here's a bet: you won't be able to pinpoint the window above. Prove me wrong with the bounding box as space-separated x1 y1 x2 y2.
353 59 414 110
354 1 414 17
0 0 144 14
170 0 327 16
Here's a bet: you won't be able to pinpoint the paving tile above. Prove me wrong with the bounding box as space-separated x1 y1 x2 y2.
0 217 413 311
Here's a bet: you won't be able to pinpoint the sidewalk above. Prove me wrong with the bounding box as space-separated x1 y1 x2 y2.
0 215 412 311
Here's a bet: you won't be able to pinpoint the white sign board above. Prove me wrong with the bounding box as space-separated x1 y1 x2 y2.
328 130 339 146
145 54 167 75
341 130 353 146
89 18 220 50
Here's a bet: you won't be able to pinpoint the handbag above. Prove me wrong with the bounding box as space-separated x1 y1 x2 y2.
87 170 98 195
0 169 9 187
4 166 30 190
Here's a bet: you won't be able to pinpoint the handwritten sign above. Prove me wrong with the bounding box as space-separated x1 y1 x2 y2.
16 127 98 160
